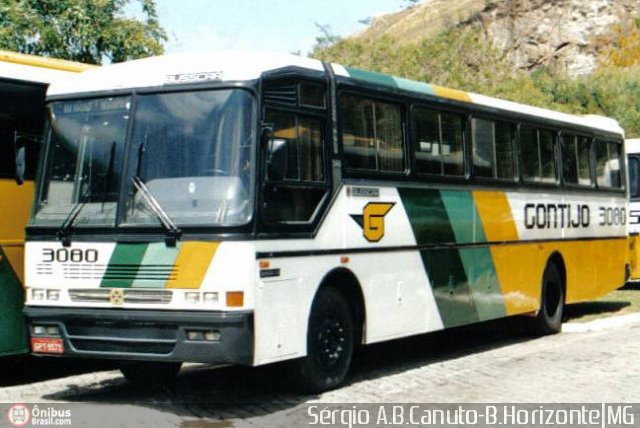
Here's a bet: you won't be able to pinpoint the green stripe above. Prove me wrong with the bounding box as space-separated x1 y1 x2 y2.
345 67 399 89
440 191 507 320
100 243 149 288
0 247 28 355
399 188 480 327
345 66 436 96
130 242 180 288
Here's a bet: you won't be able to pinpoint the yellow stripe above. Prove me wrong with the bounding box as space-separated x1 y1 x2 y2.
165 242 220 289
474 191 535 314
472 191 519 242
432 85 473 103
0 49 95 72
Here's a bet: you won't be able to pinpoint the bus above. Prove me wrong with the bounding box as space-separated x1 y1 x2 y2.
0 50 92 357
627 139 640 282
23 51 627 391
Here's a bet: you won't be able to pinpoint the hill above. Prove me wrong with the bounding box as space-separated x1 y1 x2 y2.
311 0 640 137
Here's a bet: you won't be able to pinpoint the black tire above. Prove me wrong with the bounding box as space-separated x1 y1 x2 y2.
530 262 564 335
120 361 182 385
294 287 354 393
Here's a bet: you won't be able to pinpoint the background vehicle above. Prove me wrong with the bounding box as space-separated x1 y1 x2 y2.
0 50 92 357
627 138 640 282
24 52 627 391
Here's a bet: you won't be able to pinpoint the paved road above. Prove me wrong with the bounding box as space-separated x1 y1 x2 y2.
1 312 639 427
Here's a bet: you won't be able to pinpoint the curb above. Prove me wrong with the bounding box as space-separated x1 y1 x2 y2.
563 311 640 333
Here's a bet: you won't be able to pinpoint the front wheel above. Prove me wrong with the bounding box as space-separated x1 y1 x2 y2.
120 361 182 385
293 287 354 393
530 262 564 335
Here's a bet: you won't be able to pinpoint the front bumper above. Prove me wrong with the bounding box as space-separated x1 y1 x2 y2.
24 307 253 365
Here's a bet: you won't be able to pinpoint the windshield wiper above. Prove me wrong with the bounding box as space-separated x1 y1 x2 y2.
131 176 182 247
57 201 87 247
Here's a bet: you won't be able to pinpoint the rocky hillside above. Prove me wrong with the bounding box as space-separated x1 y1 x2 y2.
354 0 639 77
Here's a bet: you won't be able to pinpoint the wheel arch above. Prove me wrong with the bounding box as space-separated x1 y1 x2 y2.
315 267 366 345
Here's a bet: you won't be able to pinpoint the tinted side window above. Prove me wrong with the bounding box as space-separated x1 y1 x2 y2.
561 135 578 184
340 94 404 173
520 125 538 181
577 136 593 186
595 140 622 189
520 126 557 183
263 109 326 223
629 156 640 199
472 118 494 178
562 135 593 186
412 107 464 176
539 130 556 182
471 118 515 180
0 130 14 178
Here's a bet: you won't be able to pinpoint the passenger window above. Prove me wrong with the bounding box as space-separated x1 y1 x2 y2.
630 156 640 199
340 94 404 173
562 135 593 186
471 118 515 179
595 140 622 189
412 106 464 176
520 126 557 183
561 135 578 184
577 137 593 186
263 109 326 223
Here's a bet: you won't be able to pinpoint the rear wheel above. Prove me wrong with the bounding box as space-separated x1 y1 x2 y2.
530 262 564 335
294 287 354 393
120 361 182 385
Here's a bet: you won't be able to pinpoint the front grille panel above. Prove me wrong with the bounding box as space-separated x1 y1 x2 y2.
66 321 178 340
68 289 173 304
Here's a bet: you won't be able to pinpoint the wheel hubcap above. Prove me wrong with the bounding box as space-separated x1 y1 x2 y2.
316 317 346 368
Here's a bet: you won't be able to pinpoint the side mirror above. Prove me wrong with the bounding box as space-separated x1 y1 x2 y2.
13 133 26 186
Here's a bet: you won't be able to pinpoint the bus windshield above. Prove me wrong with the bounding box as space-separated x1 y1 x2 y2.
33 89 255 228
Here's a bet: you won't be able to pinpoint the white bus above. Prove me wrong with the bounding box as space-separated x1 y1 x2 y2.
627 139 640 282
0 50 92 357
24 52 627 391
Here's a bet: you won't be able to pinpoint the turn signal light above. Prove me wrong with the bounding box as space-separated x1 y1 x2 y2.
226 291 244 307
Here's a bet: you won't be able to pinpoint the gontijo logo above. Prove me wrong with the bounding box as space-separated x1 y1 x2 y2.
7 404 30 427
351 202 395 242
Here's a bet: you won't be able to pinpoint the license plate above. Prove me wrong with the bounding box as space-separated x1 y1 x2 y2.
31 338 64 354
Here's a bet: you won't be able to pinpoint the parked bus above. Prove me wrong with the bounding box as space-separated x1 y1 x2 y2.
24 52 627 391
0 50 92 357
627 139 640 282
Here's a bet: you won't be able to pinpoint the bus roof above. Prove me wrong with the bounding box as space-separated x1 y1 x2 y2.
0 50 95 84
627 139 640 154
46 50 623 136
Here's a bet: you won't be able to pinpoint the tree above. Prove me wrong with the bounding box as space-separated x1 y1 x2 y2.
0 0 167 64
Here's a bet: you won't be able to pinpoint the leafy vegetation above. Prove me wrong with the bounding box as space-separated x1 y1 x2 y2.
0 0 167 64
311 16 640 137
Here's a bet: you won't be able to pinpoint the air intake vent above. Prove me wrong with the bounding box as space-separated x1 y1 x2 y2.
263 83 298 106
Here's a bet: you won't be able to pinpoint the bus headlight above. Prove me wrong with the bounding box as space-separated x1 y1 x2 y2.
185 292 200 304
203 292 219 304
31 288 45 301
47 289 60 301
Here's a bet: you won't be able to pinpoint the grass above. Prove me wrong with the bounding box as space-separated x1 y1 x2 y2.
565 284 640 323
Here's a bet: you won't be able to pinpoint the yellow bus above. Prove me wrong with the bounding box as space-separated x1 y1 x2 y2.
23 52 627 391
0 50 92 357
